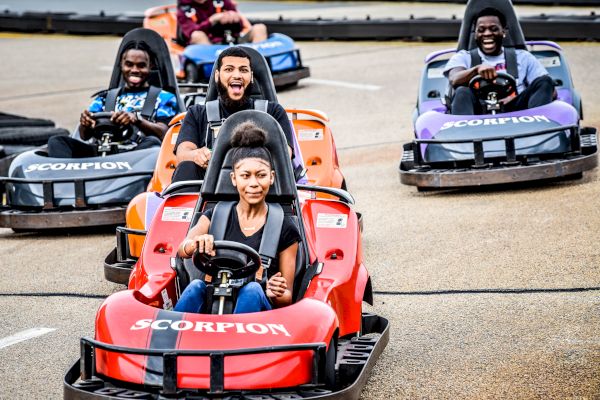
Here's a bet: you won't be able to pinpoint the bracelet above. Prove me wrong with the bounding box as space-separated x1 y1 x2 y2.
181 239 193 257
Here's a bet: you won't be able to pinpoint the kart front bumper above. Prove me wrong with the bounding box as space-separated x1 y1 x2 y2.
0 206 125 231
400 152 598 189
64 314 389 400
399 126 598 189
273 66 311 87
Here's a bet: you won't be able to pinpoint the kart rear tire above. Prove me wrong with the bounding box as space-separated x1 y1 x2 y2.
0 112 54 128
0 126 69 146
185 62 199 83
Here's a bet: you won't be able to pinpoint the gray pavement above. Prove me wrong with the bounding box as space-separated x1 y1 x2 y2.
1 15 600 400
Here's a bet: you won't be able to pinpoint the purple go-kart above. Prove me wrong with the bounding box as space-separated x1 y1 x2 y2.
399 0 597 190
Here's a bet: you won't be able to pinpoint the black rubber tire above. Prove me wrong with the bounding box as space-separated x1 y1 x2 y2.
0 112 55 128
185 62 199 83
325 337 337 389
0 126 69 146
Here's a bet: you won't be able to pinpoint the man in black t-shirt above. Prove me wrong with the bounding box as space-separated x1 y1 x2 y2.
172 46 294 183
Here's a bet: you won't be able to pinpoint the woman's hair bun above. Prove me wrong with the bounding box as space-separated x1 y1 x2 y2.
230 122 267 148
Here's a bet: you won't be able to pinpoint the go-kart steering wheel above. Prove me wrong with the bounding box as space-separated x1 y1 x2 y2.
468 72 518 103
192 240 262 280
90 111 133 142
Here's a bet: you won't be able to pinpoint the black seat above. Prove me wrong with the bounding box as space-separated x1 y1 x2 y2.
175 110 309 301
446 0 527 111
457 0 526 52
108 28 186 113
205 46 278 103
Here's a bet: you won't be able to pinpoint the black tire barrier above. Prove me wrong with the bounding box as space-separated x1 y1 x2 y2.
0 11 599 41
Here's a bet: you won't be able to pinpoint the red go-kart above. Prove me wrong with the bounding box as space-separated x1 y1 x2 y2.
64 109 388 399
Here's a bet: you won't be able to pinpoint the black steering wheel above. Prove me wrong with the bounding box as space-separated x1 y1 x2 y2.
192 240 262 280
468 72 518 103
90 111 134 142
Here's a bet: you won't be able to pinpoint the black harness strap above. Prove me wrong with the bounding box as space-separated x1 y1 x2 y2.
205 99 270 147
258 203 284 271
104 88 121 112
208 201 235 241
469 48 482 69
140 85 162 119
504 47 519 80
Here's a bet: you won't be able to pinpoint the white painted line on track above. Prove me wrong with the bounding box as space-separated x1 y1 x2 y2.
0 328 56 350
303 78 381 91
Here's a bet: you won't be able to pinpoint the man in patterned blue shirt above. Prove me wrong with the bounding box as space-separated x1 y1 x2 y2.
48 41 178 158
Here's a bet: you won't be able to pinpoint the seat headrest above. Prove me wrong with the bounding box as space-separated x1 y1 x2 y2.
457 0 527 51
206 46 278 103
109 28 185 112
201 110 296 203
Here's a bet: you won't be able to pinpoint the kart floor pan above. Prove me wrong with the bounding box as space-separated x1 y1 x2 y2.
63 314 389 400
0 206 125 230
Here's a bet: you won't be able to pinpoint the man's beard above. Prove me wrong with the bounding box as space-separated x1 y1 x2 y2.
217 81 252 110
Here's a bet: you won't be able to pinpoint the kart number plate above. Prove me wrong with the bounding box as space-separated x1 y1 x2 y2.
316 213 347 229
298 129 324 141
539 56 561 68
161 207 193 222
427 67 445 79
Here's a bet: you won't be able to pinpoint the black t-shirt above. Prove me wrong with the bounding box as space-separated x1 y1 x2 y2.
203 204 301 278
175 98 294 154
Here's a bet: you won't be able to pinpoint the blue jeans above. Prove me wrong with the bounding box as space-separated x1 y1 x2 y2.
174 280 272 314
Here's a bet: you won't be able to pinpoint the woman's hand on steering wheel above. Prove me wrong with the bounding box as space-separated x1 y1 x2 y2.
266 272 288 299
182 234 216 258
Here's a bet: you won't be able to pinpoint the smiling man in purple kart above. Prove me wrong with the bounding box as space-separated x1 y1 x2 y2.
444 7 554 115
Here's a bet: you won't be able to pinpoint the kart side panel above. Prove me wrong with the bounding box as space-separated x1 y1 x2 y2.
301 199 363 337
129 193 198 297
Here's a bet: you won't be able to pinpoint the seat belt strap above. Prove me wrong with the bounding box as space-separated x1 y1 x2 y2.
140 86 162 119
206 100 222 143
254 99 268 112
504 47 519 80
257 203 284 281
205 201 235 283
470 48 482 68
104 88 121 112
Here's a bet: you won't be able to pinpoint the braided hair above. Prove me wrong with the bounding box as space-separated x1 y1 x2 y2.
230 122 272 168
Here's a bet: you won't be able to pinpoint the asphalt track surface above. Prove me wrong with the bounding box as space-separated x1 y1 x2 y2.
1 19 600 400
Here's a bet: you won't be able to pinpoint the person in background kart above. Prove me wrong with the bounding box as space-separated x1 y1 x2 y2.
178 0 267 45
172 46 294 183
47 41 178 158
175 122 300 314
444 7 554 115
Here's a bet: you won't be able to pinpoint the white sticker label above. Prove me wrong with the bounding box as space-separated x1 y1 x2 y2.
539 56 561 68
298 129 324 141
161 288 173 310
171 133 179 145
427 67 445 79
161 207 193 222
316 213 347 229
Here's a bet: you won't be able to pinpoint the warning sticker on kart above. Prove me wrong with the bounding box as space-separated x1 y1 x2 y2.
316 213 347 229
539 56 561 68
161 207 193 222
298 129 324 141
171 133 179 145
427 67 445 79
